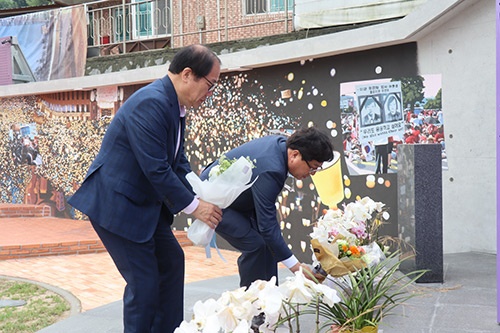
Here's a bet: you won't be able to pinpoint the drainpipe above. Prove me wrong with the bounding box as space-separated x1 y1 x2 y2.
217 0 220 42
122 0 126 53
178 0 183 47
224 0 228 41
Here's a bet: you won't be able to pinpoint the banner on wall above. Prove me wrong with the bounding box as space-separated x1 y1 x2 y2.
357 81 405 144
341 74 444 176
0 5 87 82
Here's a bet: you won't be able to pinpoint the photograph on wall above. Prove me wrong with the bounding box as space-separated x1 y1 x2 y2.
9 122 42 166
340 74 444 176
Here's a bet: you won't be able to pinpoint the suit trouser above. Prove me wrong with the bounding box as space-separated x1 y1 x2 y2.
375 144 389 174
91 217 185 333
215 209 277 288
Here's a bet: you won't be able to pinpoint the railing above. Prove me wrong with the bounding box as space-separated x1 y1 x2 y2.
86 0 171 48
84 0 294 54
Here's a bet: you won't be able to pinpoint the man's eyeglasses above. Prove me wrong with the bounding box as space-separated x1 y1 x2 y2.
305 160 323 173
202 76 217 92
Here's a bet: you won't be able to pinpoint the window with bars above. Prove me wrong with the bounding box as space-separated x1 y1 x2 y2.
245 0 293 15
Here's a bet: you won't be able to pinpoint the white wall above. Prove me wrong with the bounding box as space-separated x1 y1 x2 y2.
417 0 496 253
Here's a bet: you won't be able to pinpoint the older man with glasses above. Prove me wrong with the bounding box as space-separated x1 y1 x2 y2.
200 126 334 288
69 44 223 333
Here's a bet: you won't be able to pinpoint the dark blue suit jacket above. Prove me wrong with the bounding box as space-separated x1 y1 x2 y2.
201 136 294 263
69 75 194 242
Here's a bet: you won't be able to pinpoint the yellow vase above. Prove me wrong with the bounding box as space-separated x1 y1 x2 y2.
311 150 344 208
330 325 378 333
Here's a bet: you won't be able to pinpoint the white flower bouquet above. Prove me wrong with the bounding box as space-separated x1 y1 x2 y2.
310 197 389 278
186 155 257 246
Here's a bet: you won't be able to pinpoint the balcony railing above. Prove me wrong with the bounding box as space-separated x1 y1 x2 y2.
85 0 293 56
86 0 172 53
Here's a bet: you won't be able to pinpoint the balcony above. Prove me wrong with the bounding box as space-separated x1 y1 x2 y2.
86 0 172 56
85 0 293 57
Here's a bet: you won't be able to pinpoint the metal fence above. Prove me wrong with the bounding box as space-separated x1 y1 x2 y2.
85 0 293 53
86 0 171 47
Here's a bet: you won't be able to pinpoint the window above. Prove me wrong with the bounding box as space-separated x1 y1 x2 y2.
245 0 293 14
114 7 130 42
246 0 266 14
270 0 293 12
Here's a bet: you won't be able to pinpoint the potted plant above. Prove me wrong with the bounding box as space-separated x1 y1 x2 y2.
301 252 426 332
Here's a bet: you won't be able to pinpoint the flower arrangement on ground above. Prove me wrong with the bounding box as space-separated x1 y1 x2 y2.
309 196 389 278
308 196 426 332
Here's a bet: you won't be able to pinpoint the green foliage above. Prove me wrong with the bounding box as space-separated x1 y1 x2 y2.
424 88 442 110
0 0 52 9
26 0 53 7
279 252 427 332
392 76 425 111
0 0 17 9
319 252 427 331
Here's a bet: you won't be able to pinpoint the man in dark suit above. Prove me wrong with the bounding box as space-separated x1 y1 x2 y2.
201 127 334 288
69 45 223 333
362 97 382 126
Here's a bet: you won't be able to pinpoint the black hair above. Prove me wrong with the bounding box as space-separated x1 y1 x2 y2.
169 44 221 78
286 127 334 162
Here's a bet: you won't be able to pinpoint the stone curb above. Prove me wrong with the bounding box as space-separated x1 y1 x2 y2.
0 274 82 316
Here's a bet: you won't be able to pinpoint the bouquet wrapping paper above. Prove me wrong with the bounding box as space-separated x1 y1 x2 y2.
186 156 256 246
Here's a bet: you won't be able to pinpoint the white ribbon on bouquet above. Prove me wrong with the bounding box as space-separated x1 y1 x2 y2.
186 156 257 246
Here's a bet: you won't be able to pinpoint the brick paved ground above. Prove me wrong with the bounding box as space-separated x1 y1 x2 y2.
0 215 240 312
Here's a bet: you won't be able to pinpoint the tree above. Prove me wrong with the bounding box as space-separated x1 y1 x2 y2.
26 0 53 6
0 0 52 9
391 76 425 111
0 0 17 9
424 88 442 109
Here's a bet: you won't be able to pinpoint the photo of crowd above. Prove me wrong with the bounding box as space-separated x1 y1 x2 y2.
341 75 445 175
0 96 110 217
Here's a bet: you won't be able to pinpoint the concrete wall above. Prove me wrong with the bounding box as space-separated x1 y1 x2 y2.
417 0 496 253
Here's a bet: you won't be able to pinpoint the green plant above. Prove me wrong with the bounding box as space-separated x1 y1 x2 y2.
0 279 71 333
311 252 427 332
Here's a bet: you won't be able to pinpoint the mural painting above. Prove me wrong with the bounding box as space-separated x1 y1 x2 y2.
0 43 444 261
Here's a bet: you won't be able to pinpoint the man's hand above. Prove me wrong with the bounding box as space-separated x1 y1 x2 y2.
290 263 326 283
192 199 222 229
